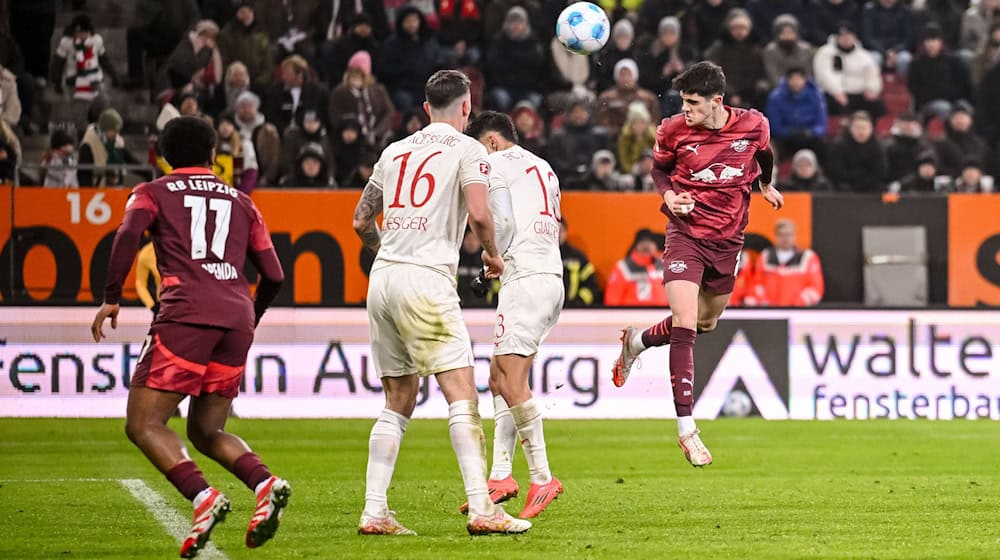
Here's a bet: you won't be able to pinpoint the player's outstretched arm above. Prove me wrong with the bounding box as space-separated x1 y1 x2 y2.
465 182 504 279
92 206 155 342
352 181 383 255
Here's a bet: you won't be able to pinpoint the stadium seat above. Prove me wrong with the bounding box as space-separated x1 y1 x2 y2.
876 115 895 138
926 117 946 139
777 160 793 181
826 116 844 139
881 73 912 116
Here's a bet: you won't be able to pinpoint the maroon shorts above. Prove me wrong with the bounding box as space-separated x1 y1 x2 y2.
131 322 253 399
662 230 743 295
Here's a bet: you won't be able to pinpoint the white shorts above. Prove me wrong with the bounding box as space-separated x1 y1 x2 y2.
494 274 564 356
367 264 474 378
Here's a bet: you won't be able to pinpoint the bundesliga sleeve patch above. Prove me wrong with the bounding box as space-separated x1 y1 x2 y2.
479 162 490 175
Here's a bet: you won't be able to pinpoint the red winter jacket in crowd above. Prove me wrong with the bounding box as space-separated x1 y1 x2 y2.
604 251 670 307
746 247 824 306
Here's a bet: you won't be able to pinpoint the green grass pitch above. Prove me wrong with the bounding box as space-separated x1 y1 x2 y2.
1 418 998 559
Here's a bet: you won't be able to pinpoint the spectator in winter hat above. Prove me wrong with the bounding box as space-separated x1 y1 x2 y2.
548 97 610 187
79 108 144 186
766 67 828 161
376 6 445 114
618 101 656 173
637 16 695 115
280 142 334 187
907 22 970 122
932 100 991 177
762 14 815 89
218 0 274 90
949 158 995 192
280 109 333 179
484 6 545 111
785 148 834 191
813 22 886 117
595 58 661 131
826 110 888 192
320 13 381 84
329 50 396 147
883 112 930 182
581 149 631 190
705 8 770 108
896 149 944 192
332 116 369 186
595 18 637 91
42 129 79 187
512 100 546 156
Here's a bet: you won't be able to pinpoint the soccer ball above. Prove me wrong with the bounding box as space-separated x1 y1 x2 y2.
721 390 753 418
555 2 610 55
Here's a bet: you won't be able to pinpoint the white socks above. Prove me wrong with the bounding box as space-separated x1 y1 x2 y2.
489 395 516 480
363 408 408 517
510 399 552 485
677 415 697 437
629 329 647 355
448 400 492 517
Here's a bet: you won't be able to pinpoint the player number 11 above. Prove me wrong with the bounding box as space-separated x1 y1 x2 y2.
184 195 232 260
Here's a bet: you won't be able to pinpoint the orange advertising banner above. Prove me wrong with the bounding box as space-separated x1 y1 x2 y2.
562 192 812 290
948 194 1000 306
0 187 811 305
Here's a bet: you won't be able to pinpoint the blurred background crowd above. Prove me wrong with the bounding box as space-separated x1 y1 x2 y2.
1 0 999 195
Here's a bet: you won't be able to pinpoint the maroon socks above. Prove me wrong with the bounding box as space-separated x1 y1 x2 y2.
232 452 272 491
166 460 210 501
641 315 673 347
669 327 697 417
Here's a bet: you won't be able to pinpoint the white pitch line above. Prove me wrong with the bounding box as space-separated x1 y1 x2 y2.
0 478 116 483
118 479 229 560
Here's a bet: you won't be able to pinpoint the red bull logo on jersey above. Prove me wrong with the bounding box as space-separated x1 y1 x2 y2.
690 163 745 183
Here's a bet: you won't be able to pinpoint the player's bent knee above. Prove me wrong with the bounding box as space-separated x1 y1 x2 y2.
185 425 214 453
124 421 141 444
697 319 718 333
124 417 157 446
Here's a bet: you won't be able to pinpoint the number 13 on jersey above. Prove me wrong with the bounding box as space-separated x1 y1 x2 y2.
526 165 561 222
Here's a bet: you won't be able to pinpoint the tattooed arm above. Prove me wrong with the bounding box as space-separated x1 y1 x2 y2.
352 181 383 255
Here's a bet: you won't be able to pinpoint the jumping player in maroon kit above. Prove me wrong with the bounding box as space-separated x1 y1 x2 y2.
611 62 784 466
91 116 289 558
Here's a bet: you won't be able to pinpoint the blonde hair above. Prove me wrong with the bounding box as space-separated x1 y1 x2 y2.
281 55 310 76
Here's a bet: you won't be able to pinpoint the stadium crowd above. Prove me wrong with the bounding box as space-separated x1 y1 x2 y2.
1 0 999 193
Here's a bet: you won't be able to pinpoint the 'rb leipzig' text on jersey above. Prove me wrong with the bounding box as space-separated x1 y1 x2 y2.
654 107 770 241
124 168 273 332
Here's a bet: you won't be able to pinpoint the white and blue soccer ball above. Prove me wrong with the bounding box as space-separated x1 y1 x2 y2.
722 389 753 418
556 2 610 55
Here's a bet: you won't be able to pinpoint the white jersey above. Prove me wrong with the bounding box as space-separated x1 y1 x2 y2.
369 122 491 278
487 145 563 283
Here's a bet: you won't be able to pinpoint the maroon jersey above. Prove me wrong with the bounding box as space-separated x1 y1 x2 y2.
104 167 275 332
653 107 770 241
